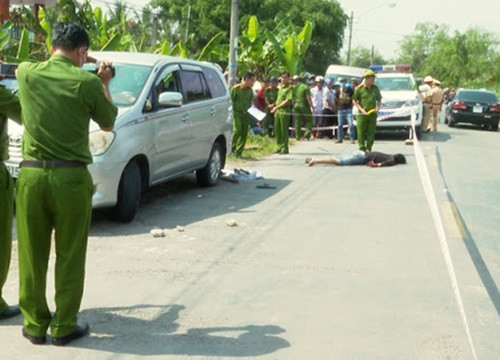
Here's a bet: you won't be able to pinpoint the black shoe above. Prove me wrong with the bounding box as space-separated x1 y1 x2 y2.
22 328 47 345
280 150 289 155
0 305 21 320
274 150 281 154
335 139 343 144
52 323 89 346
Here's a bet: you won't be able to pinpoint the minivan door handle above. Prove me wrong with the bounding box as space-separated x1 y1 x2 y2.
210 108 216 116
181 114 190 123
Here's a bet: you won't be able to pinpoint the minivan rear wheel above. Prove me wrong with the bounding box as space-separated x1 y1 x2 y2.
111 160 141 223
196 142 222 187
490 122 499 132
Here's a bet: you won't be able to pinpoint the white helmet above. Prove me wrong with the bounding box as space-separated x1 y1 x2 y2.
315 76 324 82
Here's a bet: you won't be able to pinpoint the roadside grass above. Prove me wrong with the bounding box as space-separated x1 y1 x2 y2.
227 134 296 161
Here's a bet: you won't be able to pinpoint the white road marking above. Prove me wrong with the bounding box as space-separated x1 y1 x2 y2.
411 111 478 360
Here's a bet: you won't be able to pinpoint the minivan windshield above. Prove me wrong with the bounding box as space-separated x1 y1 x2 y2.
108 64 153 106
375 76 414 91
83 62 153 107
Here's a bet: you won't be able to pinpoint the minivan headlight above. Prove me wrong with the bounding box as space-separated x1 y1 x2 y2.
89 130 115 156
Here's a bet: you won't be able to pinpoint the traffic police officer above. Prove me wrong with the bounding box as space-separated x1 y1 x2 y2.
293 75 314 140
231 72 255 157
271 72 293 154
16 22 118 345
0 83 22 321
420 75 434 131
429 79 444 131
352 70 382 152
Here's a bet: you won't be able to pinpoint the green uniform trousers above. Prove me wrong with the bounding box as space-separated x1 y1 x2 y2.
232 111 250 156
294 105 313 140
356 113 377 152
16 166 92 337
274 110 291 153
0 164 14 312
263 111 274 136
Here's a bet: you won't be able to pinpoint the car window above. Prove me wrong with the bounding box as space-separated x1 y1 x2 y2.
375 77 414 91
458 91 498 103
179 70 210 103
203 67 226 98
0 78 18 93
152 66 182 109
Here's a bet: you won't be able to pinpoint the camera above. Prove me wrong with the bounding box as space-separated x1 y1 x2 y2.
83 61 115 78
0 63 19 78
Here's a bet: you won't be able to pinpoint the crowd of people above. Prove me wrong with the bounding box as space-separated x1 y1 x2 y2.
230 71 366 157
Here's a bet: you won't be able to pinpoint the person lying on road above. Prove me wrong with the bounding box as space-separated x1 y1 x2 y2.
305 150 406 167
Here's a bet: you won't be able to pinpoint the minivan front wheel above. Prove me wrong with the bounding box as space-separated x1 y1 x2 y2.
111 160 141 223
196 142 222 187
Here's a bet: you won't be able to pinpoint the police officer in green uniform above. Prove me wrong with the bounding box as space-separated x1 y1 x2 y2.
263 76 278 136
271 72 293 154
352 70 382 152
0 84 22 321
230 72 255 157
293 75 314 140
16 22 118 346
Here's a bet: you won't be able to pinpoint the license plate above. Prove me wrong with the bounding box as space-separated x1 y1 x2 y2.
473 105 483 113
6 165 19 178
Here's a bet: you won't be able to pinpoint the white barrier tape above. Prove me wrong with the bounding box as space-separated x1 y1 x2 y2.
277 109 412 122
410 110 478 359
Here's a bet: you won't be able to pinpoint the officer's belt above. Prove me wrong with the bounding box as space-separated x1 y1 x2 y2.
20 160 87 168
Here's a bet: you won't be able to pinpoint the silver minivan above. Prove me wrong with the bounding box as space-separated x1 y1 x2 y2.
6 52 233 222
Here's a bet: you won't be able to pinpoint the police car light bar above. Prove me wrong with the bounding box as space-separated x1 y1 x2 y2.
369 65 410 73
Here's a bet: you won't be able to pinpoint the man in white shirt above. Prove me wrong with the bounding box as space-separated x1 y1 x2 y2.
320 78 336 139
311 76 324 139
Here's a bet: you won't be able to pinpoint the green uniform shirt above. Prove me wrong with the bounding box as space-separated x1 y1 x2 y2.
353 84 382 112
231 83 254 114
0 86 21 161
17 55 118 164
293 82 310 109
276 85 293 112
264 87 278 105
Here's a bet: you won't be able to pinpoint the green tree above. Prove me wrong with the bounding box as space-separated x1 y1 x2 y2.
398 22 499 91
148 0 346 73
350 46 386 69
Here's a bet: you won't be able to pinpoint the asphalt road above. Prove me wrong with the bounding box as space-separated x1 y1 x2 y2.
1 122 499 359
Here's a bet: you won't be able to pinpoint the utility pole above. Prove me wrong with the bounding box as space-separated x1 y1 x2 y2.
228 0 239 87
185 6 191 42
371 45 374 65
346 11 353 66
151 16 158 48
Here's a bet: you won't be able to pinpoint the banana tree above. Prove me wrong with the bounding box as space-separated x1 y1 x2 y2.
266 19 313 75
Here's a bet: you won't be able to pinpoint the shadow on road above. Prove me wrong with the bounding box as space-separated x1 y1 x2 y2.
78 304 290 357
90 174 292 237
418 131 452 142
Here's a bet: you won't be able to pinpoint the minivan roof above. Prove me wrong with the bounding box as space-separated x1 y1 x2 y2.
88 51 215 68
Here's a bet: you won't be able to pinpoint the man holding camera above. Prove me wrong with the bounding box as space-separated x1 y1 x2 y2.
0 80 22 322
16 22 117 346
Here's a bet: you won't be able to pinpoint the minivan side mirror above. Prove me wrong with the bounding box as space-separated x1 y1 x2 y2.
158 92 183 107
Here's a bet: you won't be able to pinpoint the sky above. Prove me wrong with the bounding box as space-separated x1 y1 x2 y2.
335 0 499 60
91 0 499 61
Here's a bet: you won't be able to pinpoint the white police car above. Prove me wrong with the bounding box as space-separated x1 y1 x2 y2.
370 65 423 138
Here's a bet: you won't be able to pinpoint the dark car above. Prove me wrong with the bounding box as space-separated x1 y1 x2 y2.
445 89 500 131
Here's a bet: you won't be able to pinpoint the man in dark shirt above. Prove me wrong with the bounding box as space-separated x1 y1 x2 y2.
305 150 406 167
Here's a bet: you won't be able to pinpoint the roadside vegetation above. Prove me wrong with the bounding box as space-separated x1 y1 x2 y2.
227 134 287 161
